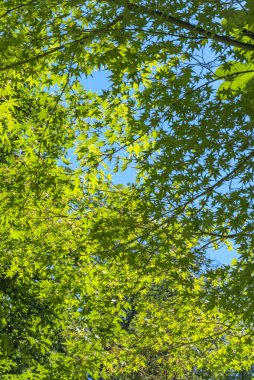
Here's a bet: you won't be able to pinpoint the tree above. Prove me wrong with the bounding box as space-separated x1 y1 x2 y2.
0 0 254 378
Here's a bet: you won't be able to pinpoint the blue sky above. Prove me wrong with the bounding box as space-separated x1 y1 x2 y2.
80 66 238 266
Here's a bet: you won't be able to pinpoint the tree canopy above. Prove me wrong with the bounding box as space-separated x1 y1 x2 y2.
0 0 254 378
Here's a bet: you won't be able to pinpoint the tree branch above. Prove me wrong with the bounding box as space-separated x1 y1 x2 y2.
195 229 252 239
0 15 123 72
105 0 254 51
0 1 34 19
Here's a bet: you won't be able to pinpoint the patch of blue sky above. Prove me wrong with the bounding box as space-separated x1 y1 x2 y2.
64 33 243 266
208 244 239 265
71 68 140 184
82 68 110 93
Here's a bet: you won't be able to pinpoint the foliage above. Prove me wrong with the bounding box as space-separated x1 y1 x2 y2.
0 0 253 378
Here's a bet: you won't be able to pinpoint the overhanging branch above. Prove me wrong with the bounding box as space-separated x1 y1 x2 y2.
105 0 254 51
